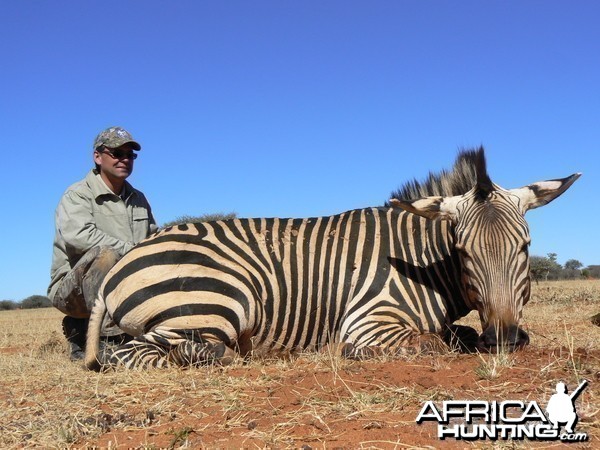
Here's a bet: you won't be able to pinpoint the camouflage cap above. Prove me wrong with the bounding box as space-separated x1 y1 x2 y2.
93 126 141 151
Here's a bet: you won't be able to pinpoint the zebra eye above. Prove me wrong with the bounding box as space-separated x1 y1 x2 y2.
455 246 470 259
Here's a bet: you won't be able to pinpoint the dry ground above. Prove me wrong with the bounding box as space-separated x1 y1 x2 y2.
1 280 599 449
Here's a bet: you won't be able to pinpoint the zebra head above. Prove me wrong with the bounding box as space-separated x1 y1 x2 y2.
390 150 580 352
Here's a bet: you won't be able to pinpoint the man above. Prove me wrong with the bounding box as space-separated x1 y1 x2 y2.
48 126 157 360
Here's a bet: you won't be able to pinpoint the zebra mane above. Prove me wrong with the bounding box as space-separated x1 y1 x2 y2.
387 146 490 202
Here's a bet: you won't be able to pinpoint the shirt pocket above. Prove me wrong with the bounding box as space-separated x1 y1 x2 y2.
132 208 149 222
93 210 130 235
132 207 151 242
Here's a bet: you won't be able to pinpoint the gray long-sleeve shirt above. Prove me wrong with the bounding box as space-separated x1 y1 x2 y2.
48 169 157 300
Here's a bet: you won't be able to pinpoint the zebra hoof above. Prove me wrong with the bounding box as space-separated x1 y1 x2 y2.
341 343 359 359
340 343 377 360
341 343 386 360
213 342 236 366
445 325 479 353
416 333 448 354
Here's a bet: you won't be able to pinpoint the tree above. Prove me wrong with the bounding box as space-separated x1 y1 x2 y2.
564 259 583 271
20 295 52 309
530 253 562 282
0 300 18 311
545 253 563 280
562 259 584 280
585 265 600 279
530 256 552 282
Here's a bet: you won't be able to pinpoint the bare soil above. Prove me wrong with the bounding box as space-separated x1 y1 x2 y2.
1 280 599 449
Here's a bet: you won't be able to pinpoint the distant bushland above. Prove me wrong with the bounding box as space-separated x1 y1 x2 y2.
162 212 237 228
0 300 18 311
20 295 52 309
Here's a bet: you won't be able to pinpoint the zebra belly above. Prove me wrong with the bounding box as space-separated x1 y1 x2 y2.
103 260 254 340
99 208 462 356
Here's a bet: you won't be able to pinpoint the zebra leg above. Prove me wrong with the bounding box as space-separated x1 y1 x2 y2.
90 328 178 370
168 338 236 367
92 328 236 370
95 336 171 370
341 335 448 359
339 321 450 360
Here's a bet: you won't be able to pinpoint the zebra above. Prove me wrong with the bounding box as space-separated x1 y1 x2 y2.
85 147 580 370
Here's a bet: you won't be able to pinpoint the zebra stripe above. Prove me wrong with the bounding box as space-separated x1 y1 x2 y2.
453 188 532 328
85 148 580 370
87 207 466 369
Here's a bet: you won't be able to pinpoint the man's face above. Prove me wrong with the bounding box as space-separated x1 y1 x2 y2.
94 143 137 181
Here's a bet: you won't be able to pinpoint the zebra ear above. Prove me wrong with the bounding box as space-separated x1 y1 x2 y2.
388 196 460 221
509 173 581 214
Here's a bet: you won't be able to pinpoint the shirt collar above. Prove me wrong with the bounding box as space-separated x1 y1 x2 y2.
87 169 136 201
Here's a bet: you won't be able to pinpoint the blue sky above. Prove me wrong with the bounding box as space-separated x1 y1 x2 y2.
1 1 598 301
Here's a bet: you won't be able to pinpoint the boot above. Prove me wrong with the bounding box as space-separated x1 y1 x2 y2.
62 316 88 361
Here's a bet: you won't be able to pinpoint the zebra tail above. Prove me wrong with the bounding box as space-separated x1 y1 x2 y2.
84 293 106 371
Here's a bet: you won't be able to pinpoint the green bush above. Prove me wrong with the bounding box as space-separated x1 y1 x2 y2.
0 299 18 311
20 295 52 309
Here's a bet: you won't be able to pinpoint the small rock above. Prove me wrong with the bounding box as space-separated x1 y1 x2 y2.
364 421 383 430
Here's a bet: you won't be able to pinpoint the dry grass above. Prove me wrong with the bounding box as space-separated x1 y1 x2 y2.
0 280 598 449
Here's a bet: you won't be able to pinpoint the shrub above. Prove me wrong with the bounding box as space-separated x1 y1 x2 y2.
20 295 52 309
162 212 237 228
0 299 18 311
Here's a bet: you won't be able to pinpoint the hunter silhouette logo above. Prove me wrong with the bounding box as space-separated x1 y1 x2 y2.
416 380 589 442
546 380 588 434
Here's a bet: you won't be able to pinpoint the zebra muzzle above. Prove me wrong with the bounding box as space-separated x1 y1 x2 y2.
477 324 529 353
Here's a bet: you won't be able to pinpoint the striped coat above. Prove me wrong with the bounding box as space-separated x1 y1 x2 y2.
86 148 579 369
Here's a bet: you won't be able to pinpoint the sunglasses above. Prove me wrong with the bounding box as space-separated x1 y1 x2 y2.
100 148 138 160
